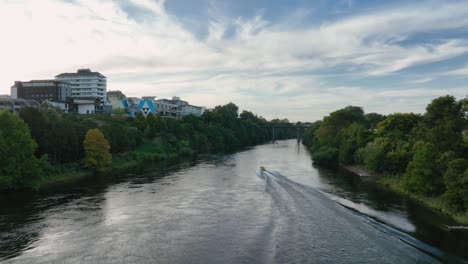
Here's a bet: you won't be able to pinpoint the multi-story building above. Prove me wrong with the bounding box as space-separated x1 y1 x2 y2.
55 69 106 101
10 80 72 103
155 98 180 118
167 96 205 117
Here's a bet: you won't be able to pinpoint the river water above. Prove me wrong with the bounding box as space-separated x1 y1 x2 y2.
0 140 467 263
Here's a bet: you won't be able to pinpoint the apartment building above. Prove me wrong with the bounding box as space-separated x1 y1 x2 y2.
55 69 106 101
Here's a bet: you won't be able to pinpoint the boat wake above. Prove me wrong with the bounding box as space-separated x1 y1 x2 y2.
256 169 466 264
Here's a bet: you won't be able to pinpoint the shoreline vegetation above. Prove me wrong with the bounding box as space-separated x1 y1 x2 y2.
341 165 468 225
1 102 297 192
303 95 468 225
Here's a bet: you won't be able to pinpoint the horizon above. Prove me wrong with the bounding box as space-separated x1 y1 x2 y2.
1 0 467 122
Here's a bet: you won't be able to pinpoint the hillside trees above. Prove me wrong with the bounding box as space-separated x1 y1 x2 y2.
302 95 468 214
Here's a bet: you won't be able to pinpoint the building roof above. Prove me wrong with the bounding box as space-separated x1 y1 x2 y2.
55 69 106 78
13 79 72 86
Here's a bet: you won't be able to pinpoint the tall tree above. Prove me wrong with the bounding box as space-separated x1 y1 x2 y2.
404 142 441 195
0 111 47 189
442 158 468 212
83 128 112 170
423 96 465 154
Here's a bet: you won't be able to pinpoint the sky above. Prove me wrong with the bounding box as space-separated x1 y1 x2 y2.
0 0 467 122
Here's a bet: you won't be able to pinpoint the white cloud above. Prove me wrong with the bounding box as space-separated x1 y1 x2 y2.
406 77 433 84
443 64 468 76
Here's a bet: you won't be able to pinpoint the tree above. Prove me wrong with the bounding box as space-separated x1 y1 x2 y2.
19 107 47 155
337 123 370 165
240 110 255 121
423 96 465 154
134 112 147 132
358 138 386 172
83 128 112 170
0 111 47 189
377 113 421 141
364 113 386 130
442 158 468 212
316 106 365 146
404 142 441 195
146 112 157 138
155 114 167 132
113 108 127 117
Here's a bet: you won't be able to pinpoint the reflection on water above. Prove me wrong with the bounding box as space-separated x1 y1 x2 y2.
0 140 467 263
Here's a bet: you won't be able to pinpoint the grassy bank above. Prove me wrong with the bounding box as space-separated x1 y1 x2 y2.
26 140 184 191
378 176 468 225
343 165 468 225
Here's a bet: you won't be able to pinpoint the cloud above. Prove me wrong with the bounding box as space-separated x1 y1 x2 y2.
442 64 468 76
1 0 468 121
407 77 433 84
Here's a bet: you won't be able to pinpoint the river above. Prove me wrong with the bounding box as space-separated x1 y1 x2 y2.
0 140 467 263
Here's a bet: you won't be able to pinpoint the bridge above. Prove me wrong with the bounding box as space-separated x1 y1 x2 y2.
262 123 311 142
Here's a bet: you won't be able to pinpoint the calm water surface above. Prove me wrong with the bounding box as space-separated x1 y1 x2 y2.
0 140 467 263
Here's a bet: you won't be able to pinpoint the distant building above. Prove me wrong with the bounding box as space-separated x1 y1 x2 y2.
166 96 205 117
47 98 108 115
10 80 72 103
55 69 106 101
107 90 126 110
107 92 205 118
181 104 205 117
155 98 180 118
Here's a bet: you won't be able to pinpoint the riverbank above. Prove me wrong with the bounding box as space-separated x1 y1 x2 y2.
342 165 468 226
9 141 186 191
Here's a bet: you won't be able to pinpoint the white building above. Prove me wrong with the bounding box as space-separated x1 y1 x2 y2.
181 104 205 117
55 69 107 101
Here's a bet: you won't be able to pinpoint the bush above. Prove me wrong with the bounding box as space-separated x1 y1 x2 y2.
312 146 338 165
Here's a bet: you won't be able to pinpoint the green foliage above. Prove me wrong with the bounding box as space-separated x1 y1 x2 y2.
302 95 467 218
7 102 287 189
423 95 465 154
83 128 112 170
404 142 441 196
337 123 370 164
0 111 48 189
311 146 338 165
442 158 468 212
316 106 365 146
156 114 168 132
112 108 126 117
19 107 95 163
240 110 256 121
358 138 386 171
364 113 386 130
377 113 421 141
146 113 157 138
134 112 147 132
102 123 140 153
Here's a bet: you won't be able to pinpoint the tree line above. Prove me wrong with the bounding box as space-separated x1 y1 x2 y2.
303 95 468 214
0 102 296 190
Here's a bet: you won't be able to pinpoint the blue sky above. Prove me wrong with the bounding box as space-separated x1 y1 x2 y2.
0 0 467 121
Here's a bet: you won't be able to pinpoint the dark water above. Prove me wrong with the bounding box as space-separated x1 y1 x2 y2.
0 140 467 263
